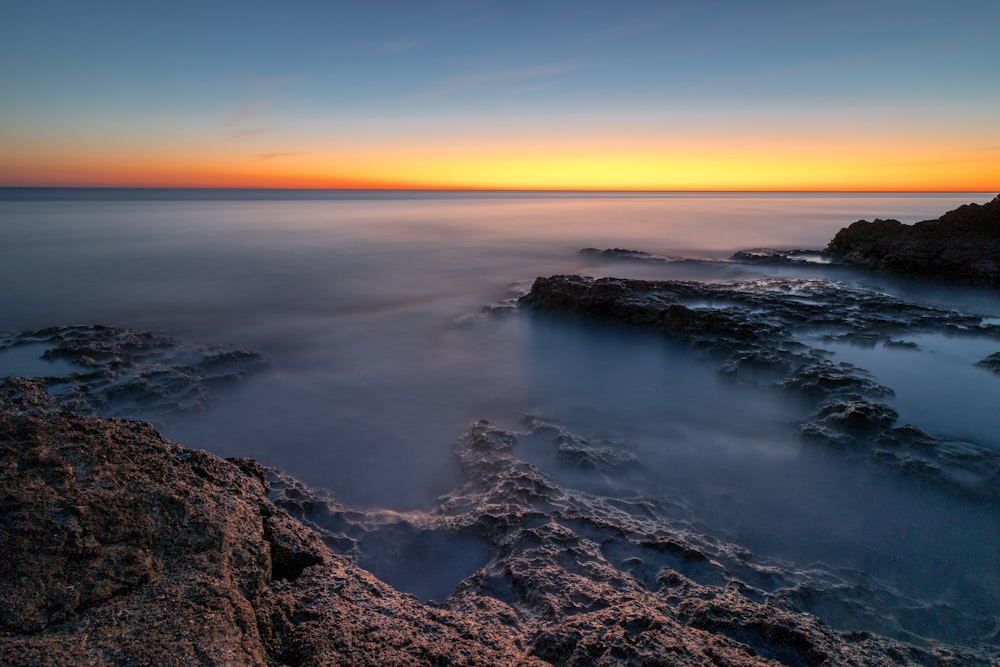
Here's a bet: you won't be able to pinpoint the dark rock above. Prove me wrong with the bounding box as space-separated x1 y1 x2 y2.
731 248 839 266
975 352 1000 374
579 247 682 263
825 195 1000 286
0 324 265 420
520 274 1000 504
2 400 996 664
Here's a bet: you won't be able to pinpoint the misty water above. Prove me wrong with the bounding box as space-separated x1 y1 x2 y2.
2 190 998 639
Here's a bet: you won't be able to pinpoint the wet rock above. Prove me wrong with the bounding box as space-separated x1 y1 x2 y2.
0 406 536 666
0 324 265 420
520 274 1000 504
975 352 1000 374
3 398 996 664
731 248 839 266
579 247 684 264
825 195 1000 286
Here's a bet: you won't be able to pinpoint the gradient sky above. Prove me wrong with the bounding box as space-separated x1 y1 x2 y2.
2 0 998 190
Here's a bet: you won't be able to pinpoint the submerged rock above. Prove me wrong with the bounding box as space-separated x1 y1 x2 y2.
825 195 1000 286
520 275 1000 504
975 352 1000 375
0 324 265 419
3 405 995 665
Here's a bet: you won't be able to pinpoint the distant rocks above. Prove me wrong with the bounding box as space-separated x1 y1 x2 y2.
579 247 684 263
730 248 837 266
825 195 1000 286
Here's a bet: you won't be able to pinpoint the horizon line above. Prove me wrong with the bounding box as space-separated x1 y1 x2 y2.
1 186 996 194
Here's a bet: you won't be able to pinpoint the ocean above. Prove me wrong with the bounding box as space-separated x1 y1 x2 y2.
2 189 998 642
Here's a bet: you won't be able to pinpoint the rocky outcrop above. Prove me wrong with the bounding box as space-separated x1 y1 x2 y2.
825 195 1000 286
0 325 265 420
0 398 537 665
520 275 1000 504
3 389 996 665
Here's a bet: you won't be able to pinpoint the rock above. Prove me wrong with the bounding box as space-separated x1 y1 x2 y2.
2 396 997 664
0 407 535 666
520 275 1000 503
731 248 838 266
975 352 1000 374
0 325 265 420
579 247 683 263
825 195 1000 286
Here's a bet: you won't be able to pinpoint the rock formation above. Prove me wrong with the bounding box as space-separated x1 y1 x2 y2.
0 325 265 420
520 274 1000 504
3 387 996 665
825 195 1000 286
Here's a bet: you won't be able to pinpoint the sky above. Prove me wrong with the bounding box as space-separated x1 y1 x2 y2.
1 0 998 190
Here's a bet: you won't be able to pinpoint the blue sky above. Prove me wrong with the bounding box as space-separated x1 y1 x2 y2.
2 0 998 188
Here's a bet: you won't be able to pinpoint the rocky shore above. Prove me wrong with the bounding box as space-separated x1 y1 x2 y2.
520 273 1000 506
824 195 1000 286
3 197 1000 665
4 385 997 665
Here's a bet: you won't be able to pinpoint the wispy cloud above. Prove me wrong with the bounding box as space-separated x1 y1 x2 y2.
422 60 583 97
227 127 273 142
224 99 273 128
250 152 299 162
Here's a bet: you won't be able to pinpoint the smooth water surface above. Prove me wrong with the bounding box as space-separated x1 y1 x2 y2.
2 190 998 634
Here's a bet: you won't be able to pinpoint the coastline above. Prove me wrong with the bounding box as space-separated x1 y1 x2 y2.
2 195 998 664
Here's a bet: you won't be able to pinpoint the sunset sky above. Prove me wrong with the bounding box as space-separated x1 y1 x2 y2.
2 1 998 190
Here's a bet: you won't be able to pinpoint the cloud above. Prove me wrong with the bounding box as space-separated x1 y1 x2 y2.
250 152 299 162
226 127 273 142
224 99 273 128
422 60 583 97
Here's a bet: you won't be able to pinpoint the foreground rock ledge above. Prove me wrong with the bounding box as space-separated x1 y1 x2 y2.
3 405 995 665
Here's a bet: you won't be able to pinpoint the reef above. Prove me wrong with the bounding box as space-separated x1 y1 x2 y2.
3 383 997 665
825 195 1000 286
0 324 265 420
520 274 1000 504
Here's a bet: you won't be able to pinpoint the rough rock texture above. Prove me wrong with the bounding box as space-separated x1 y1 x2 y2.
3 391 995 665
0 324 265 420
825 195 1000 286
0 395 540 666
729 249 836 266
520 275 1000 504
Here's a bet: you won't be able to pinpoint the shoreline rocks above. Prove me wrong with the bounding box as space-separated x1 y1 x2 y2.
825 195 1000 286
0 324 265 421
520 274 1000 504
3 399 997 665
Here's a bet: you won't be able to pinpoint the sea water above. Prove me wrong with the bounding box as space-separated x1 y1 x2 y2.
2 189 998 639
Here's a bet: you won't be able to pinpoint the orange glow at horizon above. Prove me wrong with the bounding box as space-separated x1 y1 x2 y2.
1 134 997 192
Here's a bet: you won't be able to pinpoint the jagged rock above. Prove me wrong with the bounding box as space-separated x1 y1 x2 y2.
731 248 838 266
0 407 538 666
0 324 265 419
282 420 1000 664
825 195 1000 286
2 398 997 664
520 275 1000 504
975 352 1000 374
